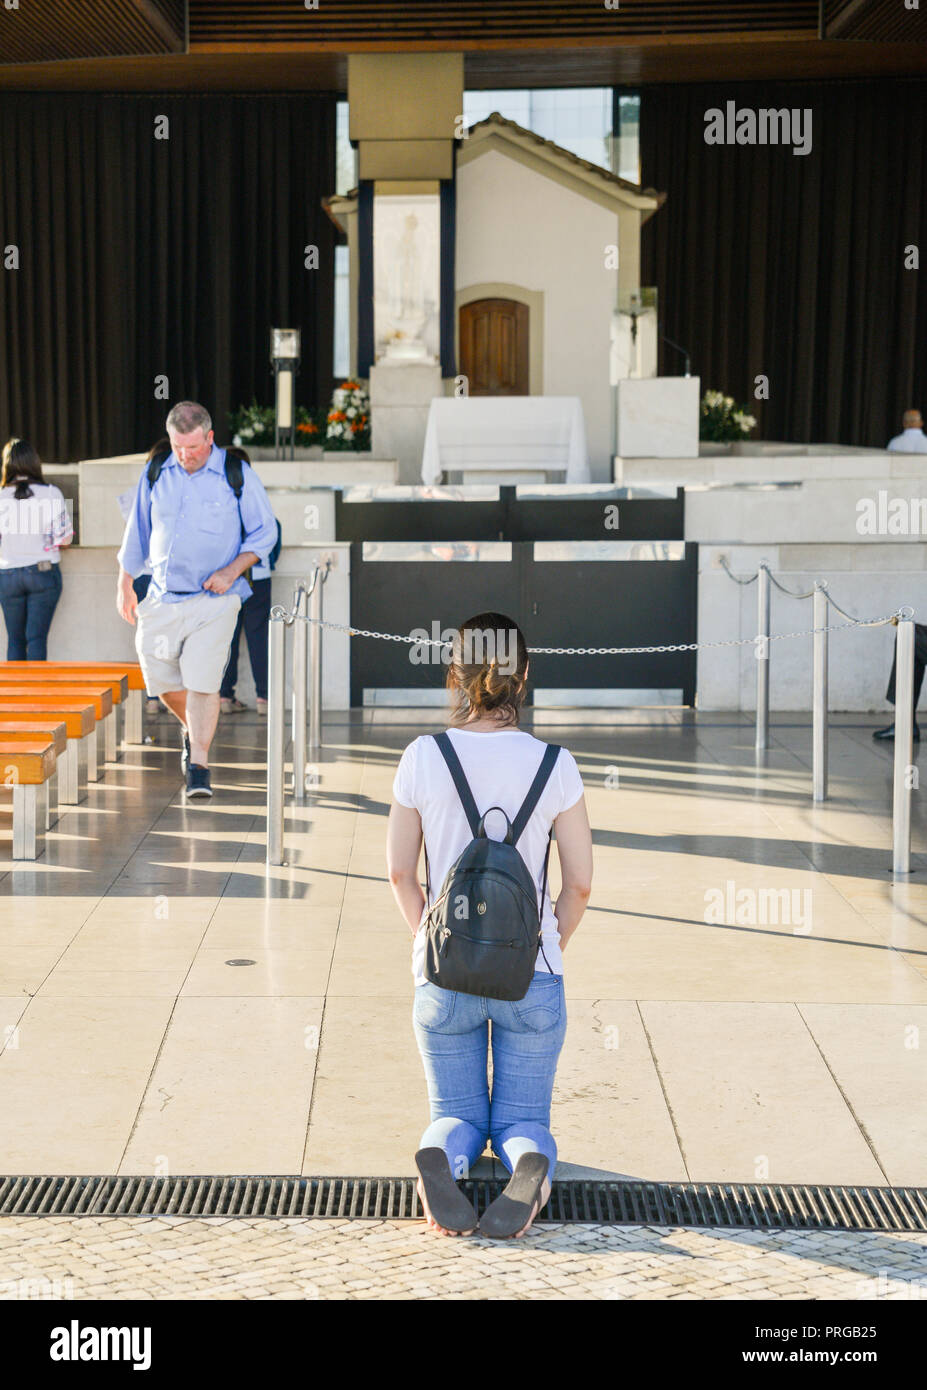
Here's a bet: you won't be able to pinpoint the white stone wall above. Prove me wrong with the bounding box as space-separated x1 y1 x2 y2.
456 148 618 480
689 476 927 711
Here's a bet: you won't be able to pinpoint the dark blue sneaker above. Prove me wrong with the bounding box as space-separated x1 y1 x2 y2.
185 764 212 798
181 729 191 772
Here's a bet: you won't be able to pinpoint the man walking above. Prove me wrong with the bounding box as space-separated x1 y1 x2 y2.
116 401 277 798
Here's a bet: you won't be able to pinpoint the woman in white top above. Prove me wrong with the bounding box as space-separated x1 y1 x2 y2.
387 611 593 1238
0 438 73 659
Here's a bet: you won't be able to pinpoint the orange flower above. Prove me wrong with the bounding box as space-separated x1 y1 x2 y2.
328 410 347 423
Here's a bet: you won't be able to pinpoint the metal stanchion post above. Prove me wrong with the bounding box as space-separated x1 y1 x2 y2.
812 584 829 802
893 616 915 875
309 569 323 753
756 564 771 751
292 585 308 801
267 613 287 867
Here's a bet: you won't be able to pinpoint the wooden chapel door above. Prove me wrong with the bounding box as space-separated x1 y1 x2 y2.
459 298 530 395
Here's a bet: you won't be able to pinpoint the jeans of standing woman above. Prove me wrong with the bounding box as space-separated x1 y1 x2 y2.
220 576 272 700
412 971 567 1182
0 563 63 660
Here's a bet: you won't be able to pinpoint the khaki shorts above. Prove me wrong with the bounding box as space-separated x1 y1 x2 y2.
135 591 242 697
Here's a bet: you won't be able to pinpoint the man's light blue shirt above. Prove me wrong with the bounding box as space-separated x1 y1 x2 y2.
117 446 278 604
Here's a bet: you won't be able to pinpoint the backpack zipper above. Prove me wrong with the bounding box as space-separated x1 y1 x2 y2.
438 927 522 952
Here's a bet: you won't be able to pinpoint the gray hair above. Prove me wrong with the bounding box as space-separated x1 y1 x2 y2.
166 401 213 437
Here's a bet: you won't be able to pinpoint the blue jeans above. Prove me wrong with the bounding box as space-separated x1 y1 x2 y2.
412 970 567 1183
0 563 63 660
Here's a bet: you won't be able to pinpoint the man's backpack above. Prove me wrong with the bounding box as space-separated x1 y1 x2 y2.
422 732 561 1001
147 446 253 589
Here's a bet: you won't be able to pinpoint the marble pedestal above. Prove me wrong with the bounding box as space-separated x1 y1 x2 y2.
616 376 700 458
370 362 443 485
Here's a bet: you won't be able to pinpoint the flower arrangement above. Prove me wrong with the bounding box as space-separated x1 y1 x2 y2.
229 400 321 448
324 380 371 452
699 390 757 443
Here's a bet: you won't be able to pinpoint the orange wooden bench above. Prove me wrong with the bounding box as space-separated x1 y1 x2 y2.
0 739 57 859
0 670 125 767
0 720 67 829
0 698 98 804
0 661 146 747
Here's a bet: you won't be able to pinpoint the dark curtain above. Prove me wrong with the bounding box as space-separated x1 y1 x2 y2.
0 92 337 461
640 79 926 448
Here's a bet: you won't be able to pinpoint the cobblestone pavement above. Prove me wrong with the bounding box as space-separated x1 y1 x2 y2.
0 1217 926 1300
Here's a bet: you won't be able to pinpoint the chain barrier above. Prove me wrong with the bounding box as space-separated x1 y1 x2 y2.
270 567 917 876
720 557 913 624
293 609 904 654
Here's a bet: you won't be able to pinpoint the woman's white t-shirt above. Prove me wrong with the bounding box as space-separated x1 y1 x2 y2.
0 483 73 568
392 727 585 986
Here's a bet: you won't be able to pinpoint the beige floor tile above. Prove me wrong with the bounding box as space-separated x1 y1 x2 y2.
326 933 415 997
121 997 323 1175
799 1004 927 1185
0 997 174 1172
303 996 428 1175
202 904 334 951
0 995 30 1050
0 944 71 996
181 947 336 997
38 969 187 997
553 1001 688 1181
639 1001 886 1185
564 926 927 1003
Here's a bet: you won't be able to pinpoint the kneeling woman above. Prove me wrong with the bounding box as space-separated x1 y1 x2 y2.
387 612 592 1238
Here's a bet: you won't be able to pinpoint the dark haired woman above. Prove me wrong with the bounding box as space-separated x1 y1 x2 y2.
387 612 593 1238
0 438 73 659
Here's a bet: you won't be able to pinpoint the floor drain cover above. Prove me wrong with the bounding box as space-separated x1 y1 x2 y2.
0 1176 925 1230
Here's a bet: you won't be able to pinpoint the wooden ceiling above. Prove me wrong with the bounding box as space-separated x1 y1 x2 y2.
0 0 184 64
0 0 925 88
824 0 927 41
188 1 821 47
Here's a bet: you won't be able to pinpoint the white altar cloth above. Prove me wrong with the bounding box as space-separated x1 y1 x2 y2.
421 397 590 485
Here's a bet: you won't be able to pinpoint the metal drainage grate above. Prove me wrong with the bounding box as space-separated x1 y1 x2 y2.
1 1176 926 1231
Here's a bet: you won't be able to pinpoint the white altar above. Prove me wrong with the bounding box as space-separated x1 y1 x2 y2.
421 397 591 485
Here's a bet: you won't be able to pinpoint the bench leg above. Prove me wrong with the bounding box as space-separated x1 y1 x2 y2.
86 728 99 783
104 709 118 763
124 689 143 745
13 784 42 860
46 766 59 829
59 738 88 805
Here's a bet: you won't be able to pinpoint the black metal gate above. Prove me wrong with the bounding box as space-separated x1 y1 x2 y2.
336 488 697 707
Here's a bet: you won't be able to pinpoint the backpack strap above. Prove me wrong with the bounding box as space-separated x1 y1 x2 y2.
511 743 561 845
223 452 245 499
432 731 482 838
146 450 170 488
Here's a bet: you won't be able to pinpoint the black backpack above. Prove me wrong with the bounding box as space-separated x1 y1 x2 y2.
422 732 561 1001
147 446 254 589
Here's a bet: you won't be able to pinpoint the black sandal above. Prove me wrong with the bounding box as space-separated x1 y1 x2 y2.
479 1152 550 1239
415 1148 478 1234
